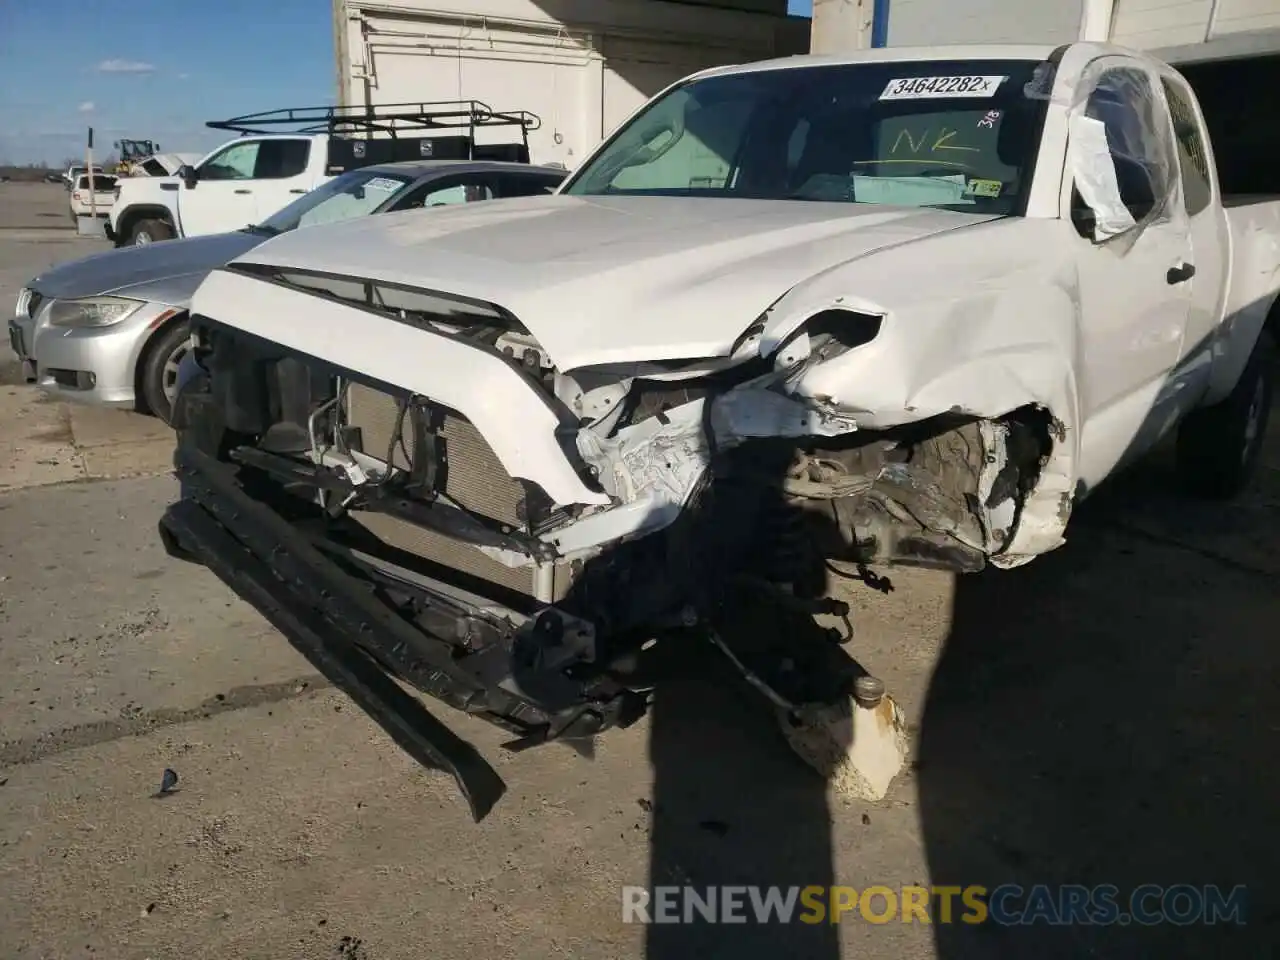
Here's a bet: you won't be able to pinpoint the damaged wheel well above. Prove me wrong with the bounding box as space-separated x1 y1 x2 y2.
717 404 1056 581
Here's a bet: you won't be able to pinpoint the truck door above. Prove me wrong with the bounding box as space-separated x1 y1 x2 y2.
1157 70 1229 365
1070 58 1194 480
249 138 314 221
178 138 265 236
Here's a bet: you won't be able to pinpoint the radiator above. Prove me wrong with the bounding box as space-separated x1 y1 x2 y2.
345 384 573 600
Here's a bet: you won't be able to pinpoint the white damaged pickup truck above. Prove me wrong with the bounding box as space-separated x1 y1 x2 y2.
159 43 1279 817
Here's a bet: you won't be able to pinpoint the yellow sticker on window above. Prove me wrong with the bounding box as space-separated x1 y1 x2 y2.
964 179 1003 198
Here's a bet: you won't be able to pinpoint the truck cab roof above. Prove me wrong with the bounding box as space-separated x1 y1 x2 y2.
695 41 1190 80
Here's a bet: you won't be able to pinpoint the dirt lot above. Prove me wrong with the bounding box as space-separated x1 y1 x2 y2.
1 180 1277 959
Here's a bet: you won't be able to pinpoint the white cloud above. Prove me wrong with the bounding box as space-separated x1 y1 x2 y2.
96 59 156 74
78 101 95 113
177 73 190 80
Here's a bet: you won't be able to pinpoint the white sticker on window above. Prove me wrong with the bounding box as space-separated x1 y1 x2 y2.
880 76 1008 100
361 177 403 193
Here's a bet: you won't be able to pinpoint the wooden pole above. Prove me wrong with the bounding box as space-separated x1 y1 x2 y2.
86 126 98 222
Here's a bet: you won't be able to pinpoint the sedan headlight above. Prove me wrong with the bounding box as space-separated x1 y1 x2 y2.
14 288 30 318
47 296 143 328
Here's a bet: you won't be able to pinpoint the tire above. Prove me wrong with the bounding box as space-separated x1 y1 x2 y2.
1175 331 1275 499
129 218 174 246
139 318 191 426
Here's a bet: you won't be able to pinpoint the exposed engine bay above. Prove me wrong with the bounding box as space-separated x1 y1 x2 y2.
159 265 1056 818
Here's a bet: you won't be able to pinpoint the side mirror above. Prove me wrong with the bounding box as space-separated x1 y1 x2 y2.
178 164 198 189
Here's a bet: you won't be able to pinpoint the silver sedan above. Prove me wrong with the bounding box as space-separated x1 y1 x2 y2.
9 160 565 423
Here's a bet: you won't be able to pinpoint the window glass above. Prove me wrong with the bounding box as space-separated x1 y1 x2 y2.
200 141 259 180
497 173 564 197
1160 77 1212 216
563 59 1055 215
141 159 168 176
255 139 311 179
394 179 494 209
1082 67 1175 222
611 97 753 192
259 169 413 233
77 174 117 190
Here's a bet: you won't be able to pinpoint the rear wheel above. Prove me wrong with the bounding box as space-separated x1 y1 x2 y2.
140 318 192 426
129 218 174 246
1175 331 1275 499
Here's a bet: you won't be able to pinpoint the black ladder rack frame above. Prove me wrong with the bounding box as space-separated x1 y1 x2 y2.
207 100 541 147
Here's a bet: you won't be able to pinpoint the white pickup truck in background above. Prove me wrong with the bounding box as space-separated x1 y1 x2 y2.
162 42 1279 816
106 102 541 247
107 134 331 246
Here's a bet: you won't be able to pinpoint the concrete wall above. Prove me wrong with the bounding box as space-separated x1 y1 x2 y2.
811 0 1084 52
810 0 871 53
1113 0 1280 49
886 0 1084 45
808 0 1280 55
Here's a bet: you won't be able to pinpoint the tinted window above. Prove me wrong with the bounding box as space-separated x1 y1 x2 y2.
563 59 1054 215
255 139 310 179
392 177 494 209
497 172 565 197
141 159 169 176
1160 77 1212 216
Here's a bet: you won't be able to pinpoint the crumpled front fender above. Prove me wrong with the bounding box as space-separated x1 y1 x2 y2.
757 232 1085 565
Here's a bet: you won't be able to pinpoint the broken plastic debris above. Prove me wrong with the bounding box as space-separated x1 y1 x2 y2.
156 768 179 796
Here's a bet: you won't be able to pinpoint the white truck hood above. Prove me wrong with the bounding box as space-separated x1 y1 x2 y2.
227 195 1000 370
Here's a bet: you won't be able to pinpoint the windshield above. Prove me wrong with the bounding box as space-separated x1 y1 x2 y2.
255 169 414 235
562 59 1054 215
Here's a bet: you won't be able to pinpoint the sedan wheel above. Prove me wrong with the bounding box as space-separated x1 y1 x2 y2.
161 338 191 411
140 318 191 425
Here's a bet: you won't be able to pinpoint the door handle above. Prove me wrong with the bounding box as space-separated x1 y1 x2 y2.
288 188 306 194
233 188 252 195
1166 263 1196 284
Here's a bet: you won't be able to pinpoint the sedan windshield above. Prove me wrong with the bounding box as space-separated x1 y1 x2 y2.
254 169 414 235
562 59 1054 215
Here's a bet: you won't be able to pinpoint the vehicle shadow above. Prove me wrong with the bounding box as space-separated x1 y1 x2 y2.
918 406 1280 957
643 602 843 959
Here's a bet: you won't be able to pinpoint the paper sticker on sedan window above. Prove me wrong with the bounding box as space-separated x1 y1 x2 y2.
880 76 1008 100
964 179 1003 198
362 177 403 193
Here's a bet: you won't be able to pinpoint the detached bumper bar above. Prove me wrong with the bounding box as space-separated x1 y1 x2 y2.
158 449 507 821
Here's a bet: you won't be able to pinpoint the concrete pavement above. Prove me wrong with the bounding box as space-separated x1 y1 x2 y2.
1 180 1277 960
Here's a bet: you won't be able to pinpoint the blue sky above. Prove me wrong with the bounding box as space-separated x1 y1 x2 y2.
0 0 813 166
